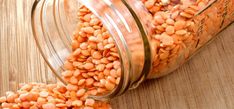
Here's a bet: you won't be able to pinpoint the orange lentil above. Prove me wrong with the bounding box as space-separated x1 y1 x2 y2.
0 96 7 103
73 70 81 77
110 69 117 78
105 63 113 69
166 26 175 35
77 79 86 86
86 78 95 86
92 51 102 59
144 0 155 9
90 19 100 26
81 49 91 56
70 77 78 85
73 48 81 56
116 68 121 77
96 64 105 71
83 63 94 70
105 81 116 91
61 71 73 77
21 84 32 91
103 69 110 76
180 12 193 18
154 15 165 24
72 100 83 107
85 99 95 106
171 11 179 19
82 27 95 34
107 76 116 84
64 61 74 70
6 93 17 103
174 20 186 30
104 43 115 49
66 84 78 91
175 30 187 36
72 40 80 50
166 18 175 25
22 101 31 108
42 103 56 109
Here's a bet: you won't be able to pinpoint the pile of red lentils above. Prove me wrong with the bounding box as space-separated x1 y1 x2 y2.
0 0 214 108
0 4 120 109
0 83 110 109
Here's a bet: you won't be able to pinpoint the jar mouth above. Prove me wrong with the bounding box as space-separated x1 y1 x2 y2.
32 0 152 101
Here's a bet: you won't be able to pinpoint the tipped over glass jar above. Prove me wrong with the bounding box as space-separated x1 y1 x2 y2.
32 0 234 100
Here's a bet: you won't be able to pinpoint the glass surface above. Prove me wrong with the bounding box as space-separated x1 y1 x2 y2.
32 0 234 99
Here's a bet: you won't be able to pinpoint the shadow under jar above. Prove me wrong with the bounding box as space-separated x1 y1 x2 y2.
31 0 234 100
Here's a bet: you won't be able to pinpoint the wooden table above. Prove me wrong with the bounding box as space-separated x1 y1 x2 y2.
1 1 234 109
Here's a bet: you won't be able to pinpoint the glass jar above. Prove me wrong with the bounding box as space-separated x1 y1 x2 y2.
31 0 234 100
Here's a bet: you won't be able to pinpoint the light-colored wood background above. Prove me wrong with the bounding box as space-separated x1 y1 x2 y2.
0 0 234 109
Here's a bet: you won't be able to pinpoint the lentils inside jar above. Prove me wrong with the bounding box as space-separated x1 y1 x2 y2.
64 5 122 96
142 0 213 77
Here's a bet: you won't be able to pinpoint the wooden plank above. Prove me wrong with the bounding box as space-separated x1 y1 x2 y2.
0 0 234 109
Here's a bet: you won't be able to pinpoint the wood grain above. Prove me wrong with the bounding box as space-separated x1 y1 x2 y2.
0 0 57 93
0 0 234 109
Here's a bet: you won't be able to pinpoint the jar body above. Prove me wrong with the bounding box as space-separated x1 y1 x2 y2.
79 0 234 81
32 0 234 99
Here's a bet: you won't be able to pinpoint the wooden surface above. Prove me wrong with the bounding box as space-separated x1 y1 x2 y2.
0 0 234 109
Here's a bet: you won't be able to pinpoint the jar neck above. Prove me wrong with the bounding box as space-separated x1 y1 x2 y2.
80 0 153 100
